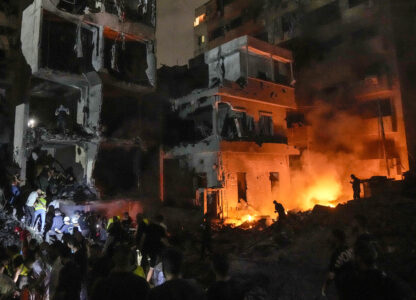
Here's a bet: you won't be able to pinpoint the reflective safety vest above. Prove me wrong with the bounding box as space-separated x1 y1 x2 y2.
133 265 145 278
19 264 31 276
106 216 121 230
34 197 46 211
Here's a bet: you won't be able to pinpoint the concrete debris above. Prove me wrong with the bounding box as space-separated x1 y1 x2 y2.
0 211 21 247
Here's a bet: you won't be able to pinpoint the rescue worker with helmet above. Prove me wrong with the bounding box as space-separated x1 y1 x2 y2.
32 192 47 234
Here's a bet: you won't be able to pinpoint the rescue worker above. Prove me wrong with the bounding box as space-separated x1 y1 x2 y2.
25 189 42 226
32 192 47 233
0 257 16 298
55 104 70 133
350 174 361 200
54 217 72 241
45 209 64 243
14 254 36 289
273 200 286 222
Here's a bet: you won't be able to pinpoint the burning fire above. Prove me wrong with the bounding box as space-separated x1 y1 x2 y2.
225 214 256 227
299 176 342 210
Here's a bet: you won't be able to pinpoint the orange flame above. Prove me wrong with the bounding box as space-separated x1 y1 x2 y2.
299 176 341 210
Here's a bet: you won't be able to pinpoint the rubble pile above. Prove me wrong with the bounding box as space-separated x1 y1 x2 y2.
197 195 416 299
0 210 22 247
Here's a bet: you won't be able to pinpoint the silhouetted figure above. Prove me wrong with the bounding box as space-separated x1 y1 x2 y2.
352 238 413 299
147 248 205 300
273 200 286 222
55 104 70 134
207 254 239 300
350 174 361 200
321 229 354 299
200 214 212 260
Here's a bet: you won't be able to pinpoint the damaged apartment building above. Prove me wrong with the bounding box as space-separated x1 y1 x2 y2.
193 0 416 180
14 0 157 198
164 36 298 220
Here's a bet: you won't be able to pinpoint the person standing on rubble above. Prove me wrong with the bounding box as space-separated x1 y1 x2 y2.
350 174 362 200
25 189 42 226
32 192 47 234
273 200 286 222
55 104 70 134
8 176 21 215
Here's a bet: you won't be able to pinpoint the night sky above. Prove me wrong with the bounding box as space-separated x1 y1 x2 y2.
156 0 206 67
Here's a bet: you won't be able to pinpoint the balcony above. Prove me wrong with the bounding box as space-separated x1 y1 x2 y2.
219 78 295 108
353 75 392 99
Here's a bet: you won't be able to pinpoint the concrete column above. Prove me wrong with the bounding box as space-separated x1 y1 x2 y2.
212 97 219 136
159 146 164 202
85 142 98 185
14 103 29 181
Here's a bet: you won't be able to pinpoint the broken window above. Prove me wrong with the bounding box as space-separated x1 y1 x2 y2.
104 0 156 27
40 13 96 74
270 172 279 191
258 114 274 136
241 52 272 81
286 112 306 128
103 37 150 85
237 172 247 203
186 106 213 141
273 60 291 85
219 103 255 140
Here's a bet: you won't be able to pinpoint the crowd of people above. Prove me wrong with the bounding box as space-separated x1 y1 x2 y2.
1 201 207 300
0 174 414 299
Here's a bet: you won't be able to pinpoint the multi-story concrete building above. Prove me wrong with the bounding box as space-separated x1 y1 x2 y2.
165 36 298 220
14 0 157 197
194 0 416 179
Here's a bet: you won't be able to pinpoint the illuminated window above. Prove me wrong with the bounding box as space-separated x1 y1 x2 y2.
194 14 206 27
198 35 205 46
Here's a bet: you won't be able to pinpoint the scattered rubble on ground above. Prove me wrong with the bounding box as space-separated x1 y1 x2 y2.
180 194 416 299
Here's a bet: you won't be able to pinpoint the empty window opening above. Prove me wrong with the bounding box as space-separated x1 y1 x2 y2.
237 172 247 203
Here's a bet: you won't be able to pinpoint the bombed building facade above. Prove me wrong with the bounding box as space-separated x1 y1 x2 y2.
14 0 159 199
190 0 416 210
164 36 297 220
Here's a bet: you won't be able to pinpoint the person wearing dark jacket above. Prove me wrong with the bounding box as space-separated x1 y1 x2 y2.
45 209 64 243
147 248 205 300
